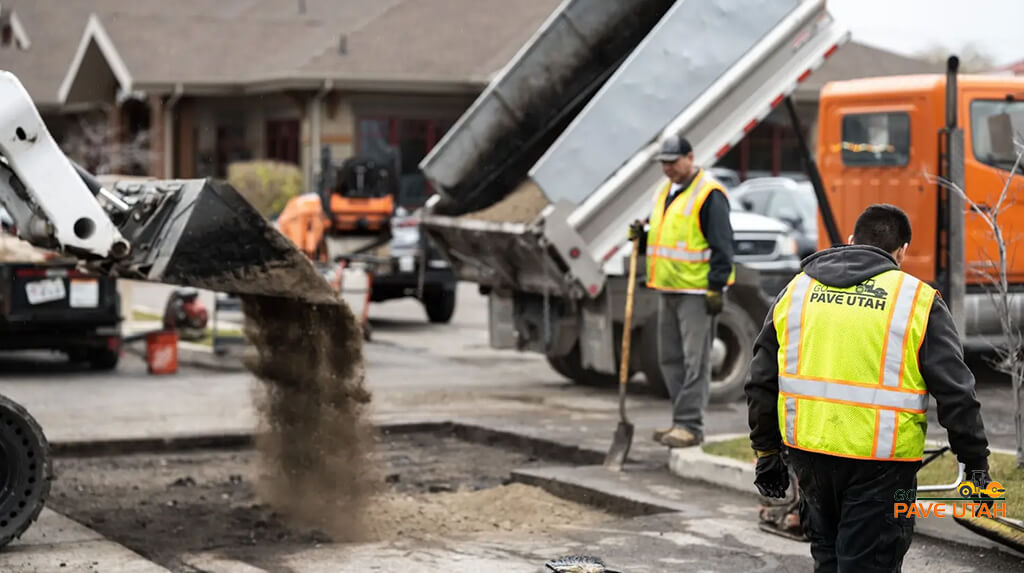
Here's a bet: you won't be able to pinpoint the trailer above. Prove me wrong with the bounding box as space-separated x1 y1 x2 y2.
419 0 849 401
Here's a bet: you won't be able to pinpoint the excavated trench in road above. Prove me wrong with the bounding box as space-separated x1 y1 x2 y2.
46 426 638 573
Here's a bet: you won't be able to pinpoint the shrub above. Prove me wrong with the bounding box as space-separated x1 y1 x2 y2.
227 160 304 218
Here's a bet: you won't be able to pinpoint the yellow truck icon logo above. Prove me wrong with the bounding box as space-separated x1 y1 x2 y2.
957 480 1006 498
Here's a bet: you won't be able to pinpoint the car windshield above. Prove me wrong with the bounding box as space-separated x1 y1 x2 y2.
971 99 1024 171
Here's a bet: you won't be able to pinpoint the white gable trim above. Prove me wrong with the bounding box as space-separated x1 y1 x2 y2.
58 14 133 104
8 11 30 49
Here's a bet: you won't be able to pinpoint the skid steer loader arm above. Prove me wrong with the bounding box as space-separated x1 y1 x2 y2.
0 71 337 304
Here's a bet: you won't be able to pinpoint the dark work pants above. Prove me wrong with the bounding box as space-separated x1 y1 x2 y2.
787 448 920 573
657 293 714 436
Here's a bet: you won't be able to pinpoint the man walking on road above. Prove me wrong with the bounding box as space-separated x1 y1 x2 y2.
745 204 992 572
630 134 735 448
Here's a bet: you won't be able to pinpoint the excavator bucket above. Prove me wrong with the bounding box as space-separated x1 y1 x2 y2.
100 177 340 305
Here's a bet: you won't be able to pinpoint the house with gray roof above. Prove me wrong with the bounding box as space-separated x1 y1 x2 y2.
0 1 939 205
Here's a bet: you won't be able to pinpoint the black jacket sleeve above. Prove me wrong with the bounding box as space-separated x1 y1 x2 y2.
699 188 735 292
745 292 785 452
918 295 990 469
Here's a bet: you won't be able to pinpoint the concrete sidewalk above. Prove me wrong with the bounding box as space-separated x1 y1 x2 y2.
0 510 169 573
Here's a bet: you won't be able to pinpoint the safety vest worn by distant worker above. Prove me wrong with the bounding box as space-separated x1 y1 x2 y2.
645 169 736 292
772 269 936 461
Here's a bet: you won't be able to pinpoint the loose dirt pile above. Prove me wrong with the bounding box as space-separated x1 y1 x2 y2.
240 295 378 541
367 483 605 539
458 180 550 223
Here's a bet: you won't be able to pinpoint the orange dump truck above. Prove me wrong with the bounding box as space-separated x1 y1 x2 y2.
814 64 1024 348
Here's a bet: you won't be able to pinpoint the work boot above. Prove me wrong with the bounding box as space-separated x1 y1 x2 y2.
652 426 674 442
660 427 701 448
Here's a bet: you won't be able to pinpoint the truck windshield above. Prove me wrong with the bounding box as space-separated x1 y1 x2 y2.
970 99 1024 171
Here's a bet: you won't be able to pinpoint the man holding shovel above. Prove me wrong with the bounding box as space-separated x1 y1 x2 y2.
629 134 735 448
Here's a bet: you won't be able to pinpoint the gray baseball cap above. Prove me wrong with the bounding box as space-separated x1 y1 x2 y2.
654 134 693 162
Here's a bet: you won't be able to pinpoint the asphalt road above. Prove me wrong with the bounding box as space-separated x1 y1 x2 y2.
0 282 1019 571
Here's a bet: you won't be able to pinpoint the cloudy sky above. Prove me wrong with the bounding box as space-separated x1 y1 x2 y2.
827 0 1024 66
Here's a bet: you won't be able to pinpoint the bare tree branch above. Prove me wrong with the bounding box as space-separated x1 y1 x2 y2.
926 138 1024 467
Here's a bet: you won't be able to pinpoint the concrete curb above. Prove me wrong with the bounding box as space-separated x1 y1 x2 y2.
667 437 1024 558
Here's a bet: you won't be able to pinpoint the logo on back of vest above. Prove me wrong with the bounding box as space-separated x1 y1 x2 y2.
809 279 888 310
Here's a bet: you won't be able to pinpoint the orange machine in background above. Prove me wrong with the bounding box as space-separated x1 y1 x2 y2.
277 156 396 262
816 72 1024 288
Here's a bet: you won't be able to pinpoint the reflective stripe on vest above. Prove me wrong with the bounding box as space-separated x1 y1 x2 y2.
645 169 735 292
774 269 935 461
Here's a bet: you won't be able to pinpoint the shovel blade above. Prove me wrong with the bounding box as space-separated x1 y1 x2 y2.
603 421 634 471
110 178 339 305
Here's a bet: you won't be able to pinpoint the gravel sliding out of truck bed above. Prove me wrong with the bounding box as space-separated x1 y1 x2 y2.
456 181 550 223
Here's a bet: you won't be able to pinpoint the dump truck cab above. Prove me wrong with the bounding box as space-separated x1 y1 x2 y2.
817 74 1024 289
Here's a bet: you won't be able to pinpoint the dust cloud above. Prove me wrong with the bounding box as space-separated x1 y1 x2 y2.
240 294 378 541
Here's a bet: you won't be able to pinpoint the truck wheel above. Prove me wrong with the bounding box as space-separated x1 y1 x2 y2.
0 394 51 548
88 349 120 371
638 303 755 403
424 289 456 324
546 344 618 387
709 303 756 403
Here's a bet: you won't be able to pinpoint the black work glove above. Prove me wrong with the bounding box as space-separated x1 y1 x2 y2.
627 219 645 241
754 451 790 499
705 290 724 316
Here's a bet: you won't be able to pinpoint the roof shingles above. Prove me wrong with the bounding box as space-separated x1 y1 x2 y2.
0 1 940 107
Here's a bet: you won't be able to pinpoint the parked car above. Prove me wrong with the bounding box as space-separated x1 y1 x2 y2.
709 167 741 190
730 177 819 258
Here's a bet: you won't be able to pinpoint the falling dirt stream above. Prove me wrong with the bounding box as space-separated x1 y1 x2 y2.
240 294 378 541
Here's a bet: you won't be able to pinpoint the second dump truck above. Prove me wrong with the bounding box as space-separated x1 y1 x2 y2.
418 0 1024 401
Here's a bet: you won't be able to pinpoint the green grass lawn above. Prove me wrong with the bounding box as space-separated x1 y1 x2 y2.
191 328 244 347
130 309 162 322
129 309 244 347
703 436 1024 519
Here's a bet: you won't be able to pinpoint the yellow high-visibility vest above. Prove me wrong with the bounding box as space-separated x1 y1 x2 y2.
646 169 736 292
772 268 936 461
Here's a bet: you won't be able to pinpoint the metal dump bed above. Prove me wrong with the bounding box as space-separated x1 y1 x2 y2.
421 0 850 298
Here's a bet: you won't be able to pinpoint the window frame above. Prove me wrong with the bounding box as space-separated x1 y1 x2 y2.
968 98 1024 172
839 111 912 168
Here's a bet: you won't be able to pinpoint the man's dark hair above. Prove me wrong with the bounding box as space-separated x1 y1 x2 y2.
852 204 912 253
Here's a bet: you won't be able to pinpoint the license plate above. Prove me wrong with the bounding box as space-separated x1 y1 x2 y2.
25 278 66 305
70 278 99 308
399 256 415 273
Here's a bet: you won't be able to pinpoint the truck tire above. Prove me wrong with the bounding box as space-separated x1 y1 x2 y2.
546 344 618 387
88 349 120 371
639 303 756 403
424 289 456 324
0 394 51 548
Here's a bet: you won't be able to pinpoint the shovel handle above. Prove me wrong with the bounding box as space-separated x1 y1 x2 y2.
619 238 640 395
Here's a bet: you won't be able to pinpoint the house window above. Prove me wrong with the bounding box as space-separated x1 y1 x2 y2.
266 119 300 166
356 116 455 209
841 112 910 167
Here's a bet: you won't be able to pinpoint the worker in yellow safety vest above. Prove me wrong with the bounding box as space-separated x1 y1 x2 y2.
745 204 992 572
629 134 735 448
